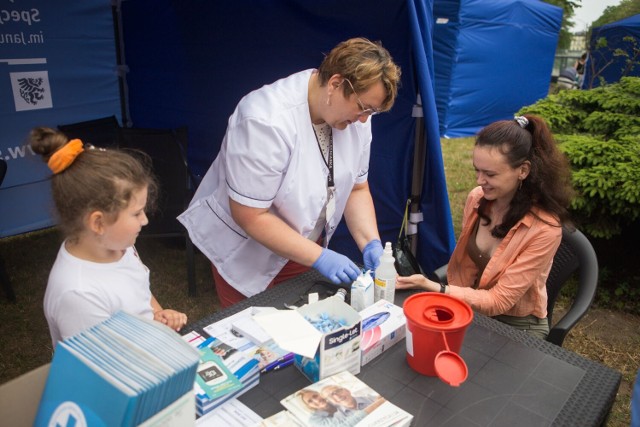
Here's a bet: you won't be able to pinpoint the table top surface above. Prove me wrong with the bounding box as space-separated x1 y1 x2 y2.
186 270 621 427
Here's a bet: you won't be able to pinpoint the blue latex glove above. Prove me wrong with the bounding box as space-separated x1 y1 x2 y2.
312 248 360 284
363 239 384 272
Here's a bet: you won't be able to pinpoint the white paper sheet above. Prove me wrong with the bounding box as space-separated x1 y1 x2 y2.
252 310 321 359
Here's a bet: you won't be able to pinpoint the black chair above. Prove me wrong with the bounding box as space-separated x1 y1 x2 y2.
545 227 598 346
433 227 598 347
0 159 17 302
58 115 122 148
118 127 197 296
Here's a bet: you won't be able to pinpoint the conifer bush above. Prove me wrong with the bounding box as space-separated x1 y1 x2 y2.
518 77 640 238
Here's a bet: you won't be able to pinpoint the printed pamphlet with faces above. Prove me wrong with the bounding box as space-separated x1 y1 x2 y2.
263 371 412 427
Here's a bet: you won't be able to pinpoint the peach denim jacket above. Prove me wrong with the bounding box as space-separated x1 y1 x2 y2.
447 186 562 318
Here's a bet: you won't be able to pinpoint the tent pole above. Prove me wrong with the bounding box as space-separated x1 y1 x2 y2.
112 0 132 127
410 93 426 255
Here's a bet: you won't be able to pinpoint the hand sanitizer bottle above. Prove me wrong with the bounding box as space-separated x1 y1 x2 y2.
374 242 397 303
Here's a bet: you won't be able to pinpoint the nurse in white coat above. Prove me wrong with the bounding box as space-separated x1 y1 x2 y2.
178 38 401 307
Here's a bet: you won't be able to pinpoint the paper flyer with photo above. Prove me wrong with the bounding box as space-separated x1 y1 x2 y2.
279 371 412 427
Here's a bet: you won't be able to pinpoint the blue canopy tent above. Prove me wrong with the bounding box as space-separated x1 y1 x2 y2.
584 14 640 89
432 0 562 138
119 0 455 273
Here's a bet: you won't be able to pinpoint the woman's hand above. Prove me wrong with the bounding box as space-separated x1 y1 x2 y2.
396 274 432 291
154 309 188 331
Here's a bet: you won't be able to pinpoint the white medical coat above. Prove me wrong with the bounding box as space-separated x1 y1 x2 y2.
178 69 372 297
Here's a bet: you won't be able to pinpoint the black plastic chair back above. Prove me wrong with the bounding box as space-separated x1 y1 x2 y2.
58 116 122 148
0 158 6 185
546 227 598 346
432 226 598 347
118 127 197 295
118 127 190 234
0 159 16 301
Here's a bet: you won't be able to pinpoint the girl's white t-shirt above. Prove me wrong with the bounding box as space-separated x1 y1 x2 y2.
43 243 154 347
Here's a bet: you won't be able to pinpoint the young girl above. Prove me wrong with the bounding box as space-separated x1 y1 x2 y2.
30 127 187 347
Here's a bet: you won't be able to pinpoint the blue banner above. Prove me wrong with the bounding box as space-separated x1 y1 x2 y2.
0 0 121 237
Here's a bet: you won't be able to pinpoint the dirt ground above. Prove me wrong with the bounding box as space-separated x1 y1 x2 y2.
558 306 640 426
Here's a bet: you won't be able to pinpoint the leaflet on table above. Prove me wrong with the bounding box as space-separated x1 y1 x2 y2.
278 371 413 427
183 330 207 347
195 398 263 427
203 306 278 350
200 306 294 372
260 410 304 426
231 312 273 345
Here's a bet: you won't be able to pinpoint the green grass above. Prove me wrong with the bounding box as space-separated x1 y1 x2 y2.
440 136 476 237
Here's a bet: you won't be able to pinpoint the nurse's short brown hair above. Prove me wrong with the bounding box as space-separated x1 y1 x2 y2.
317 37 401 112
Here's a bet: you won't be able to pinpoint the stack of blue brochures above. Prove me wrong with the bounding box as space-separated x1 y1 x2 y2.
34 311 200 427
194 337 260 417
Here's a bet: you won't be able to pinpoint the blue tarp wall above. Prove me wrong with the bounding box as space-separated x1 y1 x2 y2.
432 0 562 138
584 14 640 89
120 0 455 272
0 1 121 237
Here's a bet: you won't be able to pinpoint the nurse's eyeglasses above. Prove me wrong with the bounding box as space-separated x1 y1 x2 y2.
342 78 381 117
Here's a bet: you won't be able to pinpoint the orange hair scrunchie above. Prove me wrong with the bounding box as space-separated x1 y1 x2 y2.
47 139 84 174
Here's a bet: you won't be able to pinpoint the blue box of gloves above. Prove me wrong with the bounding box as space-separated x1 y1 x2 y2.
359 299 406 366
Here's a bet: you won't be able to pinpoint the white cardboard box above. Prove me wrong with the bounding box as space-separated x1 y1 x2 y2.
294 296 362 382
0 364 50 426
0 364 195 427
359 299 406 366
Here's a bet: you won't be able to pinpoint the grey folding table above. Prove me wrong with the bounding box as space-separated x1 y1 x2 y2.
186 270 621 427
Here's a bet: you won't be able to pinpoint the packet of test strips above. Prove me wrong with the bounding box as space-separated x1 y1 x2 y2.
351 270 374 312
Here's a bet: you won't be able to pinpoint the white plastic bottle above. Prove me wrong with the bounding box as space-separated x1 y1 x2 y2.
374 242 398 303
351 270 374 311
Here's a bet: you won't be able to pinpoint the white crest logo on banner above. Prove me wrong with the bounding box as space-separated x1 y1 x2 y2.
10 70 53 111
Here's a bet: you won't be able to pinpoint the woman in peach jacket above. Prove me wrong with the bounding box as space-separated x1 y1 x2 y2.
397 115 574 339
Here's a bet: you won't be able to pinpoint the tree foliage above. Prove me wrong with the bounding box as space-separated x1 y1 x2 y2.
585 0 640 46
543 0 581 49
584 31 640 89
592 0 640 30
518 77 640 238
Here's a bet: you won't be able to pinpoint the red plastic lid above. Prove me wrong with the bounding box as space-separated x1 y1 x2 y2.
403 293 473 332
434 349 468 386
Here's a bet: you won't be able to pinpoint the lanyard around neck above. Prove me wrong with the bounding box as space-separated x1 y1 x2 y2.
313 124 334 189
